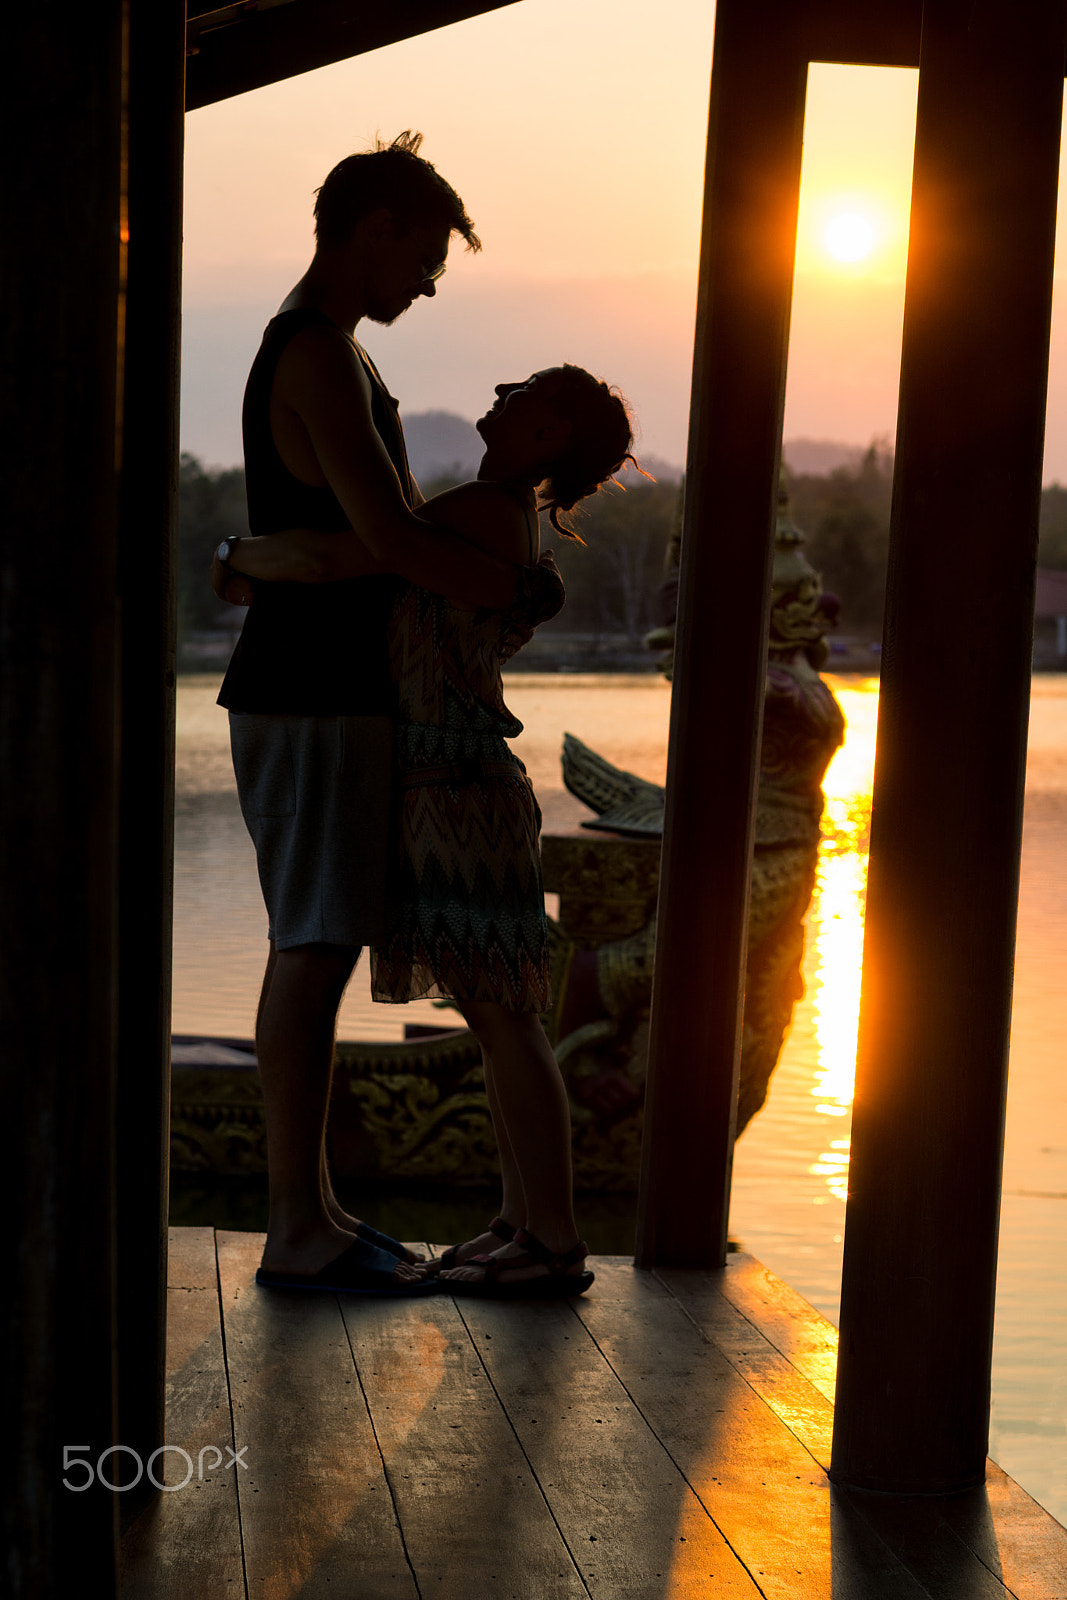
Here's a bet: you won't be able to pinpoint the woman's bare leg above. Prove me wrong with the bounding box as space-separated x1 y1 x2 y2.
442 1002 582 1284
428 1044 529 1270
482 1047 527 1229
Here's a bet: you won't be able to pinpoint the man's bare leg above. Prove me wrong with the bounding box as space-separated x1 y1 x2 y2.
255 949 354 1236
255 940 422 1281
317 1147 426 1264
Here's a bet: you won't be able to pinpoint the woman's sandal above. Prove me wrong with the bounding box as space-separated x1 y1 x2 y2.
443 1227 595 1300
424 1216 516 1276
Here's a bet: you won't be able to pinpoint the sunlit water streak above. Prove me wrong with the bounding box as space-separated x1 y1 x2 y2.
729 672 1067 1526
729 678 878 1282
174 670 1066 1524
804 692 876 1196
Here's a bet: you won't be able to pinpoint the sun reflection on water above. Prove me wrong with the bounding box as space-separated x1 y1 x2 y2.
807 678 879 1202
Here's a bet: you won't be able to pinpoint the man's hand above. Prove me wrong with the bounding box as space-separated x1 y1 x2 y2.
499 619 536 663
519 551 566 626
499 553 566 662
211 552 254 607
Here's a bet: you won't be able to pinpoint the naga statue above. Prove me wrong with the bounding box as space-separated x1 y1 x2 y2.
535 486 846 1186
171 489 845 1192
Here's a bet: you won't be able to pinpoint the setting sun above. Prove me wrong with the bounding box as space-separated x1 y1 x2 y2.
825 210 876 262
789 64 917 293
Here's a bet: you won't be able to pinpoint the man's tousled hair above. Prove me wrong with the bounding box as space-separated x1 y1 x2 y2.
314 131 481 252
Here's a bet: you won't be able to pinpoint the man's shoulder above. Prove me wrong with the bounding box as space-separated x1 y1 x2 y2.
253 306 327 358
270 319 374 416
273 314 357 365
247 310 344 393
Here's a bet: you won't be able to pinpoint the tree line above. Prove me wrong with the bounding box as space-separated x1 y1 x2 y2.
177 454 682 650
177 449 1067 656
178 454 248 638
787 444 1067 634
785 444 892 634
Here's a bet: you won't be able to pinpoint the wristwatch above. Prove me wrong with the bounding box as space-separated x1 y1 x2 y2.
216 536 242 567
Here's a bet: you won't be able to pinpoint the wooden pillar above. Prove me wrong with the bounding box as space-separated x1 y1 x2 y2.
113 0 184 1491
635 0 807 1267
1 3 129 1590
831 0 1066 1493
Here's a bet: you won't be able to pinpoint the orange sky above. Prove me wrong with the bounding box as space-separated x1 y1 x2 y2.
181 3 1067 481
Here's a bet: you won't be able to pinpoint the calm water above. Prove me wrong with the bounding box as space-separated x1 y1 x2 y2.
174 670 1067 1524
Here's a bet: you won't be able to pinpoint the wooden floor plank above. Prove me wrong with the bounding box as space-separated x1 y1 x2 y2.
455 1284 764 1599
120 1227 244 1599
345 1282 588 1599
837 1486 1020 1600
135 1233 1064 1600
575 1259 938 1600
713 1254 840 1403
656 1260 1066 1599
940 1463 1067 1600
215 1230 418 1600
656 1263 836 1470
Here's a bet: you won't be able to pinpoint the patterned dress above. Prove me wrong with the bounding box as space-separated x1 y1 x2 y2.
370 557 564 1011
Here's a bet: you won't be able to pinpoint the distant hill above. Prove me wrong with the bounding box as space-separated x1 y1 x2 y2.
404 411 483 484
404 415 892 487
404 409 684 488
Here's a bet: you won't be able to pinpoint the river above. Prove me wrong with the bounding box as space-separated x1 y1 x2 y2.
173 670 1067 1524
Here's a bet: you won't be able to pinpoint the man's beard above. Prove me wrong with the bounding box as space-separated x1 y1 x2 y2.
364 292 410 327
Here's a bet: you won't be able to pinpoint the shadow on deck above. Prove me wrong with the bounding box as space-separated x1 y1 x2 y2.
119 1229 1066 1598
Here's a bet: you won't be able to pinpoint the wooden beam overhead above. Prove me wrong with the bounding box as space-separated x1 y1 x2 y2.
186 0 525 110
793 0 921 67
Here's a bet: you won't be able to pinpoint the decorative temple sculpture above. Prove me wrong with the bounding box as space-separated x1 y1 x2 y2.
171 488 845 1190
540 488 846 1185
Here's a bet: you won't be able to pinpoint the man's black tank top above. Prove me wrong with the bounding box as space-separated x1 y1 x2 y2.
217 308 411 715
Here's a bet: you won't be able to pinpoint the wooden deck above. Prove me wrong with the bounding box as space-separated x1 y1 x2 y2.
119 1229 1066 1599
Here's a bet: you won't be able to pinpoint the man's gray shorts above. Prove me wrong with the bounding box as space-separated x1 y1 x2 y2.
229 712 392 950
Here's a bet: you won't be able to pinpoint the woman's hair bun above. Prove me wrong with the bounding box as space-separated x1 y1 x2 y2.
537 366 644 541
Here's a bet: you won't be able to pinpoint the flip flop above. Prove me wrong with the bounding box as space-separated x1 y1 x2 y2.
355 1221 424 1263
443 1230 594 1301
255 1236 440 1296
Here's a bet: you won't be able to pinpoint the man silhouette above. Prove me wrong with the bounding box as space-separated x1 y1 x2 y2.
215 133 528 1293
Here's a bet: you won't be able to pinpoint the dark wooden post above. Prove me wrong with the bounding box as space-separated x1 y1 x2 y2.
831 0 1066 1493
113 0 185 1490
635 0 808 1267
2 2 129 1590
